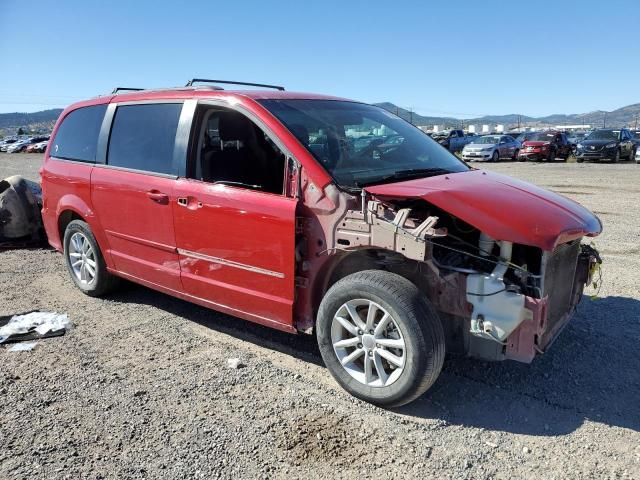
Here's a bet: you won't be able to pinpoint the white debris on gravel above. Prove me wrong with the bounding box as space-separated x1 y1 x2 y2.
226 358 243 369
7 341 38 352
0 312 71 343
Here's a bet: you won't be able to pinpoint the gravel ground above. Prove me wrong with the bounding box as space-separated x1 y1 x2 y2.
1 153 639 479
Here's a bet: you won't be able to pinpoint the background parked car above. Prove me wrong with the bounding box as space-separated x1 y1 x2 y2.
6 140 30 153
461 134 520 162
0 138 18 152
575 128 636 163
432 129 473 152
32 141 48 153
517 131 573 162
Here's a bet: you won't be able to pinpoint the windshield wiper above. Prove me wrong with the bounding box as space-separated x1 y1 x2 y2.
356 168 451 187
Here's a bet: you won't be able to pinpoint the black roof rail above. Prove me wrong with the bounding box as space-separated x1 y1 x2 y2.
111 87 145 94
185 78 285 91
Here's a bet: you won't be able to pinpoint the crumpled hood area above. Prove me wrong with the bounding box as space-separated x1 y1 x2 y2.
522 141 549 147
365 169 602 251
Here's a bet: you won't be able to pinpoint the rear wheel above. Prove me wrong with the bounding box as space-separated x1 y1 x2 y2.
316 270 445 408
63 220 119 296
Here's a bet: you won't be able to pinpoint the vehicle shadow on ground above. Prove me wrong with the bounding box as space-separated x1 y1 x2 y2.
399 295 640 436
111 284 640 436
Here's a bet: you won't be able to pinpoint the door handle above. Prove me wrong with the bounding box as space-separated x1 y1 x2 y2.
177 196 203 209
146 190 169 204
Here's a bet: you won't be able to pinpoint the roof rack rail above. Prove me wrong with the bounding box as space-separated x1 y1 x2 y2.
185 78 285 91
111 87 145 94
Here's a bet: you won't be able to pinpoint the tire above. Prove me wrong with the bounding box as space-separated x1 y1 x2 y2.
546 149 554 162
612 149 620 163
512 149 519 161
576 157 584 163
316 270 445 408
491 150 499 162
63 219 119 297
629 147 636 161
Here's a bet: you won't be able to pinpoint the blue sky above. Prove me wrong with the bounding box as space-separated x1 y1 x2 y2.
1 0 638 117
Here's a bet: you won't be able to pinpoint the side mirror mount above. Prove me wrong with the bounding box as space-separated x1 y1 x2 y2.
287 156 302 199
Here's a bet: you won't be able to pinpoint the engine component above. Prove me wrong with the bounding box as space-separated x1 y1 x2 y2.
334 200 447 262
466 239 527 343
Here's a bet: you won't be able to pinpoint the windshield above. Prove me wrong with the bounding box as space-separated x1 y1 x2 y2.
259 99 469 188
473 136 500 144
586 130 618 141
529 132 556 142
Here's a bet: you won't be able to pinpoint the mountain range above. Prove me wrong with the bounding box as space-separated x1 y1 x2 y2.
374 102 640 129
1 102 639 134
0 109 63 135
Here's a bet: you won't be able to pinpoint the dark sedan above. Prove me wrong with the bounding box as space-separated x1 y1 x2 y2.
575 128 636 163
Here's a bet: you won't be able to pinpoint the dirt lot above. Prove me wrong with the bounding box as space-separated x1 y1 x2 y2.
1 153 639 479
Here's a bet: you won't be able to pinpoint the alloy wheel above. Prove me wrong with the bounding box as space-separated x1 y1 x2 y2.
331 299 406 387
67 232 97 285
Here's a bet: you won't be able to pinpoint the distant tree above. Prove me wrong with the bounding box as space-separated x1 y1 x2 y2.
17 127 24 135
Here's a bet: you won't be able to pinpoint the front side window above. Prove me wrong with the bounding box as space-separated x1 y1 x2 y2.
51 104 106 162
190 106 285 194
108 103 182 175
259 99 468 188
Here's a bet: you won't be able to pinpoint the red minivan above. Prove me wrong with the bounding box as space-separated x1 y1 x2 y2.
41 80 602 407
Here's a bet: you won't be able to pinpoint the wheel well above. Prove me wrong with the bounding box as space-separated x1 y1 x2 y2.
313 249 421 315
58 210 83 244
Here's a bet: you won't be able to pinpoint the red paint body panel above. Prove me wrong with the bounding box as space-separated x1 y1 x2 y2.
172 179 297 328
522 141 550 148
365 169 602 251
40 159 105 252
90 167 182 290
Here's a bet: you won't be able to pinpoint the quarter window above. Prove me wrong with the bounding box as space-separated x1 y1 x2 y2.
108 103 182 175
51 104 106 162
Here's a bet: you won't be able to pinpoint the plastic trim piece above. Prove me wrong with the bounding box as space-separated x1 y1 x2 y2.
176 248 285 278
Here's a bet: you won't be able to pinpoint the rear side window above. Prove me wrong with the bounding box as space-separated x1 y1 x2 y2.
107 103 182 175
51 105 106 162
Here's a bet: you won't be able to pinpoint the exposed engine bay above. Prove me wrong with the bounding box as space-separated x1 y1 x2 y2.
305 189 602 363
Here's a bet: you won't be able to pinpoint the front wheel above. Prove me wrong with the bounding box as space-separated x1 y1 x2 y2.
546 149 554 162
613 149 620 163
316 270 445 408
491 150 499 162
512 149 519 161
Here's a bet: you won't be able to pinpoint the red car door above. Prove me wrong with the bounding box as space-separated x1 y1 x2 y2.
171 103 298 330
172 180 297 330
90 102 184 290
91 168 181 290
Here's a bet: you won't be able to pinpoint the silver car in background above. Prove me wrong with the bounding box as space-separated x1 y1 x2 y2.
461 134 521 162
